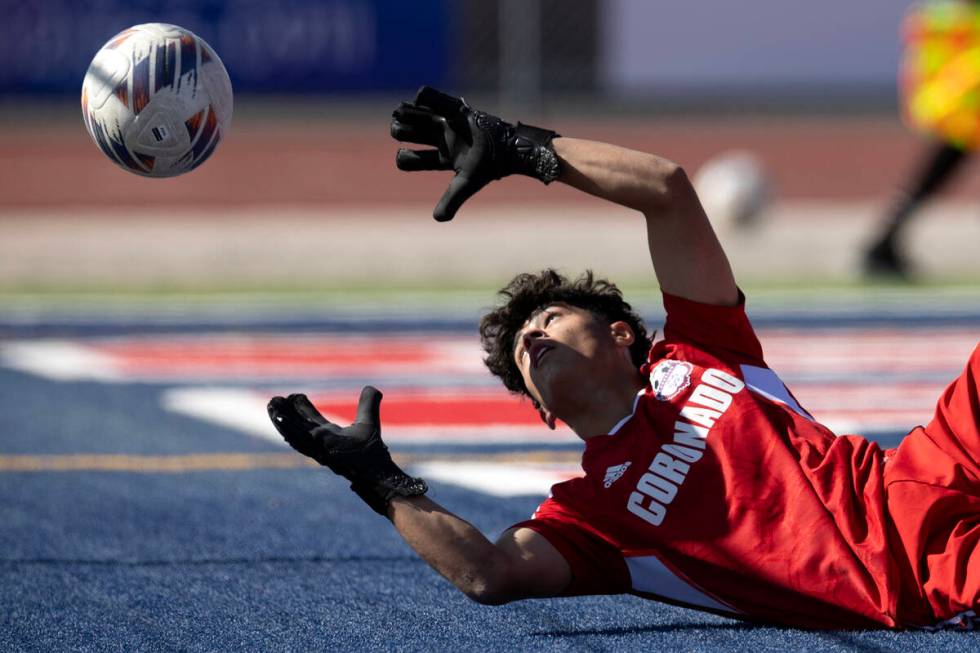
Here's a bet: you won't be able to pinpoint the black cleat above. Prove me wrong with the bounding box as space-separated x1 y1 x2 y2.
863 241 912 280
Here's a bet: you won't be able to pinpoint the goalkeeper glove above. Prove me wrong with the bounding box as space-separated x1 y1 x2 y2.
391 85 561 221
268 387 427 516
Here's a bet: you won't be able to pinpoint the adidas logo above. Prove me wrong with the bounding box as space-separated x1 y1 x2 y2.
603 462 632 488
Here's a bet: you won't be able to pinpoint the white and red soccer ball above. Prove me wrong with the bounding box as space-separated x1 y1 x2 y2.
80 23 233 178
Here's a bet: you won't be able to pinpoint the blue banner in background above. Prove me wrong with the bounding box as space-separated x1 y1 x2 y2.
0 0 450 94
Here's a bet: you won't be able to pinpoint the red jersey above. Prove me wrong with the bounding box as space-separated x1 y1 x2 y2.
514 291 935 629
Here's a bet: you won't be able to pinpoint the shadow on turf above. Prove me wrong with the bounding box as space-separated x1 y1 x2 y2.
532 622 770 637
532 622 975 651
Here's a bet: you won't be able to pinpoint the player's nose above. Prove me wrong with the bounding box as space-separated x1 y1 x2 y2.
522 327 545 352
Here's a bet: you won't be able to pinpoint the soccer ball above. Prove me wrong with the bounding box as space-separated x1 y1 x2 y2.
80 23 233 178
692 150 771 231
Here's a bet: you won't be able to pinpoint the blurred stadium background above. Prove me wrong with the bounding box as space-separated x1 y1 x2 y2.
3 3 980 651
2 0 979 297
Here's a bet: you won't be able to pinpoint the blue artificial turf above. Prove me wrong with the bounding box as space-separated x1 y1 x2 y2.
1 306 978 652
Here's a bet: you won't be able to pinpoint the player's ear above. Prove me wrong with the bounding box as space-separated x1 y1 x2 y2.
610 321 635 346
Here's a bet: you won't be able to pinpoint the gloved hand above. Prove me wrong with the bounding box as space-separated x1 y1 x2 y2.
268 386 427 516
391 85 561 221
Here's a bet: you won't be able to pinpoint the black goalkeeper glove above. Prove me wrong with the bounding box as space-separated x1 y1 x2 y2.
391 85 561 221
267 386 427 516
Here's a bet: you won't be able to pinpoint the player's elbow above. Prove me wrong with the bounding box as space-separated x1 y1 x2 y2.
641 159 694 214
456 564 520 605
463 586 513 606
661 163 695 204
460 582 517 605
665 161 691 188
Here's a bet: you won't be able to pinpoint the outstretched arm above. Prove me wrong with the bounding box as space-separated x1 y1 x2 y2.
392 86 739 306
268 389 571 604
389 496 570 604
553 137 739 306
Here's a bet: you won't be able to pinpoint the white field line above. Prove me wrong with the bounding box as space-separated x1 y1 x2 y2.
0 340 122 381
161 387 579 445
409 461 582 498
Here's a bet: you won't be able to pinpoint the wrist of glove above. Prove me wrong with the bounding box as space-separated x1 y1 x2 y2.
391 85 561 221
267 388 427 517
326 437 428 516
468 110 561 184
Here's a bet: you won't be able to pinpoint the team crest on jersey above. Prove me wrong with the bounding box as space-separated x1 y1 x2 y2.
603 462 632 488
650 360 693 401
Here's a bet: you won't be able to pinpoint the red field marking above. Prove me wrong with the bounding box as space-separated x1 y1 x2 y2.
159 387 574 444
307 388 541 427
4 328 976 437
88 334 483 378
80 328 977 382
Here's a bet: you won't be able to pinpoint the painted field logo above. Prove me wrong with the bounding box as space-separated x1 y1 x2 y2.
650 360 693 401
603 461 632 488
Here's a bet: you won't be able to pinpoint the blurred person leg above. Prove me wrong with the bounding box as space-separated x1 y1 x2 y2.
864 141 969 278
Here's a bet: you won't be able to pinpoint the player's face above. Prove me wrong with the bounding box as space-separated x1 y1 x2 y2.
513 303 625 410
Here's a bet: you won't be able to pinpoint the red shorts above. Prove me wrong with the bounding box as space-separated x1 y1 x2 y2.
885 343 980 627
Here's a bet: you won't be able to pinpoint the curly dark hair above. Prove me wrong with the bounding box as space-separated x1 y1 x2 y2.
479 269 652 398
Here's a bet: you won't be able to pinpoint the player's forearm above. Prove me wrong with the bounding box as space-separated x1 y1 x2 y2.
388 495 515 605
553 137 695 216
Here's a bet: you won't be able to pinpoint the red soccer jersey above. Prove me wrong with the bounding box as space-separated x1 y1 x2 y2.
513 291 929 629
